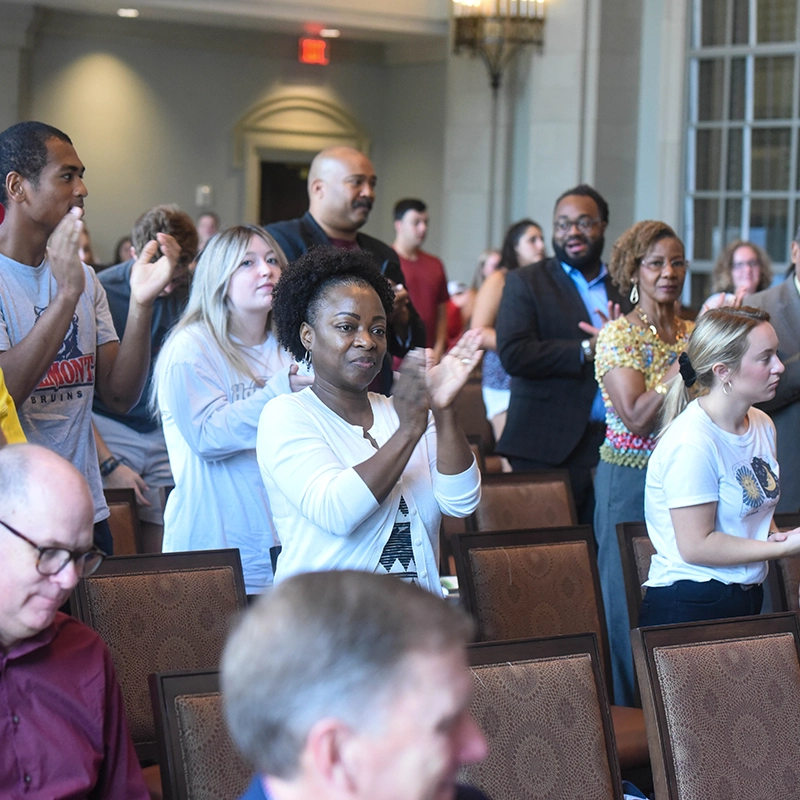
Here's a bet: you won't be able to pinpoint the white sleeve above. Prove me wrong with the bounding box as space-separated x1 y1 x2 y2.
160 355 292 460
660 438 721 509
258 396 379 536
90 268 119 346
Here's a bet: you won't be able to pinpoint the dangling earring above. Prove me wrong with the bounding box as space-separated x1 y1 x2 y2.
302 348 312 369
722 380 732 395
629 281 639 305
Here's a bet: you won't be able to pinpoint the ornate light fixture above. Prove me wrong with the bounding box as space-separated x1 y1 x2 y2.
452 0 545 89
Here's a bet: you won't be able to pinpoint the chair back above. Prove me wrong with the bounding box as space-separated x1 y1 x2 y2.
452 526 612 694
632 613 800 800
71 549 247 762
149 669 252 800
463 634 623 800
616 521 656 628
104 488 142 555
767 514 800 611
466 470 577 532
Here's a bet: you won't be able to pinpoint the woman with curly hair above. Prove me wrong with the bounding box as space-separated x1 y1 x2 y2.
593 220 692 705
152 225 309 595
257 245 482 594
700 239 772 315
641 307 800 626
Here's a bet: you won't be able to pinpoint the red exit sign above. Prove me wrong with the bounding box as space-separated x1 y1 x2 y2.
299 38 329 65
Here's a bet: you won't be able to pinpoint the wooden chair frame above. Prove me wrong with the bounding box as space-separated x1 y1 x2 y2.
616 521 654 630
104 487 143 555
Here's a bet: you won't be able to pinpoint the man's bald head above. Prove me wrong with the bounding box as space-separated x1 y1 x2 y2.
307 146 377 240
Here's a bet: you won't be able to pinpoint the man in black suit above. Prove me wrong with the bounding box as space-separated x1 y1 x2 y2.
266 147 424 392
496 185 630 523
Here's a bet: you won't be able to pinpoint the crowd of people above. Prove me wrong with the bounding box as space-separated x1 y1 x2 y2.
2 116 800 795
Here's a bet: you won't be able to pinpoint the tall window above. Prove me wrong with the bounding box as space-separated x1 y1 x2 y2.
687 0 800 294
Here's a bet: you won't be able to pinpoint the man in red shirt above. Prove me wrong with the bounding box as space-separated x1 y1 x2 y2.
392 199 450 363
0 444 148 799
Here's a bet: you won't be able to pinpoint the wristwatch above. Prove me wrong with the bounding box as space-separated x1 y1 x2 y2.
580 339 594 362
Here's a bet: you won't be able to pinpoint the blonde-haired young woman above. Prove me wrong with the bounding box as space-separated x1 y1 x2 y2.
641 306 800 626
152 225 310 594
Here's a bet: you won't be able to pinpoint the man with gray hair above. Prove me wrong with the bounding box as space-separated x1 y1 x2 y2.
222 570 489 800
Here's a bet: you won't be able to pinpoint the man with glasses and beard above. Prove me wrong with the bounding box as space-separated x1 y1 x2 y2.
495 185 630 523
0 444 148 799
266 146 424 393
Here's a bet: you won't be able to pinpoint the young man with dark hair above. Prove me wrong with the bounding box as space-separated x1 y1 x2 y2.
0 121 179 551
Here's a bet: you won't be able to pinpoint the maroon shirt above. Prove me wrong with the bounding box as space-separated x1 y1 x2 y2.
0 613 148 799
397 251 449 349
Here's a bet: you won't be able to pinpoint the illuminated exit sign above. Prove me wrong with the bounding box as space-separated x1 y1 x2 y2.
299 38 329 65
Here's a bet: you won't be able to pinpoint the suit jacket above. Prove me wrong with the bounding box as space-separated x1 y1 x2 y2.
495 257 630 464
748 277 800 512
266 212 426 358
238 777 491 800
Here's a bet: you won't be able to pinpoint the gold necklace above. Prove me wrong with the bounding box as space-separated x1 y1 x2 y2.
635 306 685 342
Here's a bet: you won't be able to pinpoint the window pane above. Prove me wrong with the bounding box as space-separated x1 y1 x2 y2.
754 56 794 119
694 198 721 260
750 198 788 260
730 57 746 120
696 129 723 190
724 198 743 243
702 0 728 45
733 0 750 43
727 128 744 189
757 0 797 42
751 128 792 189
698 59 725 121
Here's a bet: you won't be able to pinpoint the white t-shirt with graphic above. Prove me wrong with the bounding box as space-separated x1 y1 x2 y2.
0 253 118 522
645 399 779 587
157 323 294 594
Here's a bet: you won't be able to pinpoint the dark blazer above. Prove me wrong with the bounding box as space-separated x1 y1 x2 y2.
748 277 800 512
266 212 426 357
237 777 491 800
495 257 630 463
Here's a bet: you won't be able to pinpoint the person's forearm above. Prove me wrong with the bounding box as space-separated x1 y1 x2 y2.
432 406 472 475
0 290 82 405
677 529 800 566
93 423 114 463
353 424 426 503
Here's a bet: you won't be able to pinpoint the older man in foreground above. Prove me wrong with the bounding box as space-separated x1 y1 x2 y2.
222 570 489 800
0 444 147 798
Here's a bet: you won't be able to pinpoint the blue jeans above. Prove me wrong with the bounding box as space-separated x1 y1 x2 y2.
639 579 763 627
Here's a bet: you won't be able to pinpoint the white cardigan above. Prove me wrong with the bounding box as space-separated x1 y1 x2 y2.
257 388 481 595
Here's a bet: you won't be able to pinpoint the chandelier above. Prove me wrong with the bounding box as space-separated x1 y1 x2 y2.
452 0 546 89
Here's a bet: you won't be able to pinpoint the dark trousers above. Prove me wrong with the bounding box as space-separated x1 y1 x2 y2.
639 579 764 627
508 422 604 525
94 518 113 556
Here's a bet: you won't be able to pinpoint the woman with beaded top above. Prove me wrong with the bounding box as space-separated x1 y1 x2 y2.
593 220 693 706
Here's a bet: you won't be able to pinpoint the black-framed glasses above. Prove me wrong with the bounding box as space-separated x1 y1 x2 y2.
554 216 602 235
0 517 106 578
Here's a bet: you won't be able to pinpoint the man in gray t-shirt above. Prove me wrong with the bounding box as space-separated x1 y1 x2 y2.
0 121 179 551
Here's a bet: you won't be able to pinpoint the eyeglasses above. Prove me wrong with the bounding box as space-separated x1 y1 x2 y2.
732 259 760 270
554 216 602 235
0 518 105 578
640 258 689 272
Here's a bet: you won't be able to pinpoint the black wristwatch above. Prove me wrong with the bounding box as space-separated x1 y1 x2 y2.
580 339 594 362
100 456 121 477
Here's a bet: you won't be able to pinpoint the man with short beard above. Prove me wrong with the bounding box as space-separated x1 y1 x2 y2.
266 147 424 393
495 185 631 523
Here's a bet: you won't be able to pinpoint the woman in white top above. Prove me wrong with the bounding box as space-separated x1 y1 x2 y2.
152 225 309 595
641 306 800 625
257 246 482 595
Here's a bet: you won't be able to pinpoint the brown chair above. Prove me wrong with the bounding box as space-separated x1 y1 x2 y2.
463 634 624 800
452 527 649 773
149 669 253 800
616 521 656 629
451 376 495 453
70 549 247 766
766 513 800 612
465 470 577 532
104 488 143 555
631 613 800 800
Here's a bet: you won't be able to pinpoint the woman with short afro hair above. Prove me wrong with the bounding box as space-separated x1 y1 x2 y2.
258 245 483 595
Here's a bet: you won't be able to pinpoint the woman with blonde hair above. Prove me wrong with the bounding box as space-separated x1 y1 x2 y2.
152 225 309 594
699 239 772 314
641 306 800 626
593 219 691 705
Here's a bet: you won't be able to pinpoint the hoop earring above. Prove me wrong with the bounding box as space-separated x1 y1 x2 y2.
302 348 312 369
722 380 732 395
629 281 639 305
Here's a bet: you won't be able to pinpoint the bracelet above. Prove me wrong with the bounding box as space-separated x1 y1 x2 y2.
654 382 668 395
100 457 121 477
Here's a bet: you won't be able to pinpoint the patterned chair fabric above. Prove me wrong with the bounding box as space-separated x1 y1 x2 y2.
774 558 800 612
76 559 245 758
632 538 655 597
462 655 618 800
